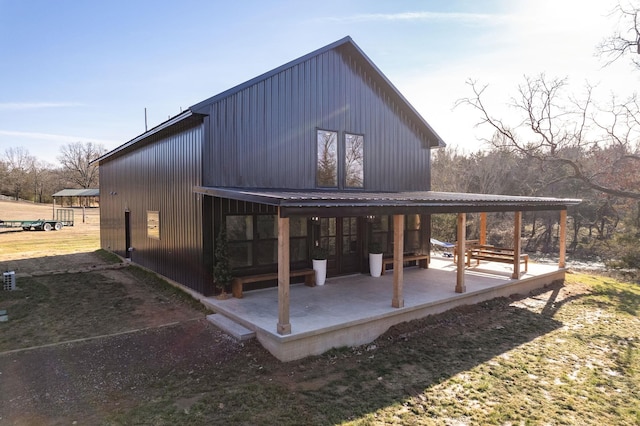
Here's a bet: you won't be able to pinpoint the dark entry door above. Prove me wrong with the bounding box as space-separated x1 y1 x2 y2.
318 217 360 275
124 211 131 259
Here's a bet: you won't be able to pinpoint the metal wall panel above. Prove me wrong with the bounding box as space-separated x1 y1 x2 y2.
99 122 211 294
202 48 432 191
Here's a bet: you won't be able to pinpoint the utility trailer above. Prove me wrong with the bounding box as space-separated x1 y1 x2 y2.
0 219 64 231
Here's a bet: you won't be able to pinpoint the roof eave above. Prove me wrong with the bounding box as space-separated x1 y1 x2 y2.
91 110 203 165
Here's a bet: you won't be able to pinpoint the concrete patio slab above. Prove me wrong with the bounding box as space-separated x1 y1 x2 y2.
202 256 565 361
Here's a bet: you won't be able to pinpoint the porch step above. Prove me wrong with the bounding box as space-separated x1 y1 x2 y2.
207 314 256 341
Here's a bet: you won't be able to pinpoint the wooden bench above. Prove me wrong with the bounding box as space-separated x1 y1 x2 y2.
231 268 316 298
452 240 480 262
466 245 528 273
381 254 430 275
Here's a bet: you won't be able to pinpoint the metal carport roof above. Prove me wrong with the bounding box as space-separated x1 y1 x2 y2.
52 189 100 197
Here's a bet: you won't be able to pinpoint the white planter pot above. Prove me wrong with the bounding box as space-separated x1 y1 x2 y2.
369 253 383 277
312 259 327 285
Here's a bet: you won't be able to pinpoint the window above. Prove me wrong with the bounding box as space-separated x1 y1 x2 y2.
226 215 253 268
345 133 364 188
404 214 421 252
370 216 389 254
316 130 365 189
147 211 160 240
256 215 278 265
289 216 309 262
225 214 309 269
317 130 338 187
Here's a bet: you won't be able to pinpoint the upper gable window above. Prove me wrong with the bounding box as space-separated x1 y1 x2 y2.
317 130 338 187
345 133 364 188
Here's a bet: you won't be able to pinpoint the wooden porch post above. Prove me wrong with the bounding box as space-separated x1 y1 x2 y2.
392 214 404 308
479 212 487 245
559 209 567 269
456 213 466 293
512 211 522 279
277 211 291 335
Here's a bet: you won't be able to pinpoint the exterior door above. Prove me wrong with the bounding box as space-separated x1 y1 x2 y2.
318 217 360 275
124 210 131 259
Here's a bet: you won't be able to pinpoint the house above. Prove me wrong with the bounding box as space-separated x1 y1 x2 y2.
94 37 579 359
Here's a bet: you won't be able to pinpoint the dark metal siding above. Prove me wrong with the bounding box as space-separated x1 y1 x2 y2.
202 48 431 191
99 122 211 294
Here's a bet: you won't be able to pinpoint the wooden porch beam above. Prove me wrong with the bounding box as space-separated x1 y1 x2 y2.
456 213 466 293
479 212 487 246
392 214 404 308
512 211 522 279
559 209 567 269
277 211 291 335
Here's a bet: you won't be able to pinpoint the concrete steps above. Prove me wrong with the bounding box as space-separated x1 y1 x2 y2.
206 314 256 341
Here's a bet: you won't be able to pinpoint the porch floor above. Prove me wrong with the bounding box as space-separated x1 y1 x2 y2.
202 256 565 361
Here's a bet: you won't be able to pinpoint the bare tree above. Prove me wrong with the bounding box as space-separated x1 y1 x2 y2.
4 147 36 201
456 75 640 199
58 142 105 189
598 2 640 69
31 160 57 203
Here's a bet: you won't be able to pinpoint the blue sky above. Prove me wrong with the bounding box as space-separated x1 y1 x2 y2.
0 0 634 165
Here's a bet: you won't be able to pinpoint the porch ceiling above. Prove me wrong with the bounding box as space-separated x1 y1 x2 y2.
193 186 581 216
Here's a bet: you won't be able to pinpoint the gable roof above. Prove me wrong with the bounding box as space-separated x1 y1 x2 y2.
95 36 445 165
190 36 445 148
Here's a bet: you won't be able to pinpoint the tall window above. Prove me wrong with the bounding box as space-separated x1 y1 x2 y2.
404 215 421 252
226 215 253 268
370 216 389 254
345 133 364 188
317 130 338 187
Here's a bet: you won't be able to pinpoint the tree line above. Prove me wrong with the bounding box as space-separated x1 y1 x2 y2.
0 142 105 203
431 145 639 271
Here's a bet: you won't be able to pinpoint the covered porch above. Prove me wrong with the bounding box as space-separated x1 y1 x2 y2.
195 187 580 361
204 257 565 361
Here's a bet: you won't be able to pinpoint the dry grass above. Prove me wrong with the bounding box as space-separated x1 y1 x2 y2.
0 199 100 264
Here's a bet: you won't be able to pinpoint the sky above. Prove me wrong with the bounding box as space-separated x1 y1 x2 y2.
0 0 637 166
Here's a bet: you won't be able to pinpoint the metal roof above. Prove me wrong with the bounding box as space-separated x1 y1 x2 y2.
92 110 202 164
193 187 581 217
95 36 446 166
52 189 100 197
190 36 445 149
